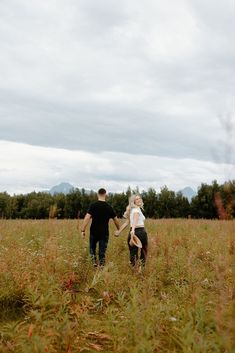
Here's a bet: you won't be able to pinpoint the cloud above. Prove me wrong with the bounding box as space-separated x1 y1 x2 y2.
0 0 235 194
0 141 231 195
1 89 232 162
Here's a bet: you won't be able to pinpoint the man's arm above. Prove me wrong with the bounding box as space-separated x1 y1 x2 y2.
80 213 92 237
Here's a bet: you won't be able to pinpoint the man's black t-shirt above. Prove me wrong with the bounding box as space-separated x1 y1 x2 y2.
88 201 116 238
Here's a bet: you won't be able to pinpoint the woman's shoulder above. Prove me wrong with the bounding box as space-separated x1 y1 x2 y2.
130 207 141 214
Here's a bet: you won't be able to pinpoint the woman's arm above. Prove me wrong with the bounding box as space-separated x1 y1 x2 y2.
114 218 129 236
130 212 139 238
112 216 120 231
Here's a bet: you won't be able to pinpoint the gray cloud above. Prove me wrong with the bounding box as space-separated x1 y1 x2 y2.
0 141 231 195
0 0 235 192
0 90 217 161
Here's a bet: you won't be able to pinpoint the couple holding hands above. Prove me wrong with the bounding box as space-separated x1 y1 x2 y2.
81 188 148 268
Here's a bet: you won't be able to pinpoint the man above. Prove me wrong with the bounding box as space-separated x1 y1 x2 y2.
81 188 120 266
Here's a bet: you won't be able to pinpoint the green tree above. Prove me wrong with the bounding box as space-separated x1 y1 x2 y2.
190 181 220 218
0 192 10 218
157 186 177 218
142 188 159 218
108 192 128 218
175 192 190 218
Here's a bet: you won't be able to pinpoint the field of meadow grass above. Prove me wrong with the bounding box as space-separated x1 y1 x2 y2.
0 218 234 353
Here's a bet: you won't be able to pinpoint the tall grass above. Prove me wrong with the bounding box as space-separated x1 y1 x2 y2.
0 219 234 352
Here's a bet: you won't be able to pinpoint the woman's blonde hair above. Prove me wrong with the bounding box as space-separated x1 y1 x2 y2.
123 194 144 218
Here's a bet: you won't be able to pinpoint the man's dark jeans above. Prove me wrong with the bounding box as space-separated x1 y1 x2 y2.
89 234 109 266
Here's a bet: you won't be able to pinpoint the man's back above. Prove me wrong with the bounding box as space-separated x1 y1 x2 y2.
88 201 116 237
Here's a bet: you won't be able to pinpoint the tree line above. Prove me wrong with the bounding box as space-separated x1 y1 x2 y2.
0 180 234 220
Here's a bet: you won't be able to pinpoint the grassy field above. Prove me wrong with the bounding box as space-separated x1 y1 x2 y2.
0 219 234 353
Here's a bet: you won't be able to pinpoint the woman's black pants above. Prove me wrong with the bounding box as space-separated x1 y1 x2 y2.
127 227 148 266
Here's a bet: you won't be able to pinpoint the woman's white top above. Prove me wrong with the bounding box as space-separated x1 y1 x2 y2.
130 207 145 227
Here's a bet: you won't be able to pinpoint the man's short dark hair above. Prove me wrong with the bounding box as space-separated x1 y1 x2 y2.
98 188 106 195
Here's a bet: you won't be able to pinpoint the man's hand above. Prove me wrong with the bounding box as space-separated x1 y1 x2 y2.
81 230 85 238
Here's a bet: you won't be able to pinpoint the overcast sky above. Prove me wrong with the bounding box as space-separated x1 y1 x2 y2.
0 0 235 195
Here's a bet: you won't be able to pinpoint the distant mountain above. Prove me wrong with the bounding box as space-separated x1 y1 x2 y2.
49 182 75 195
178 187 196 201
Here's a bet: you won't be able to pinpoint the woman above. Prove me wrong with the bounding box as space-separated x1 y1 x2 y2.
115 194 148 266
